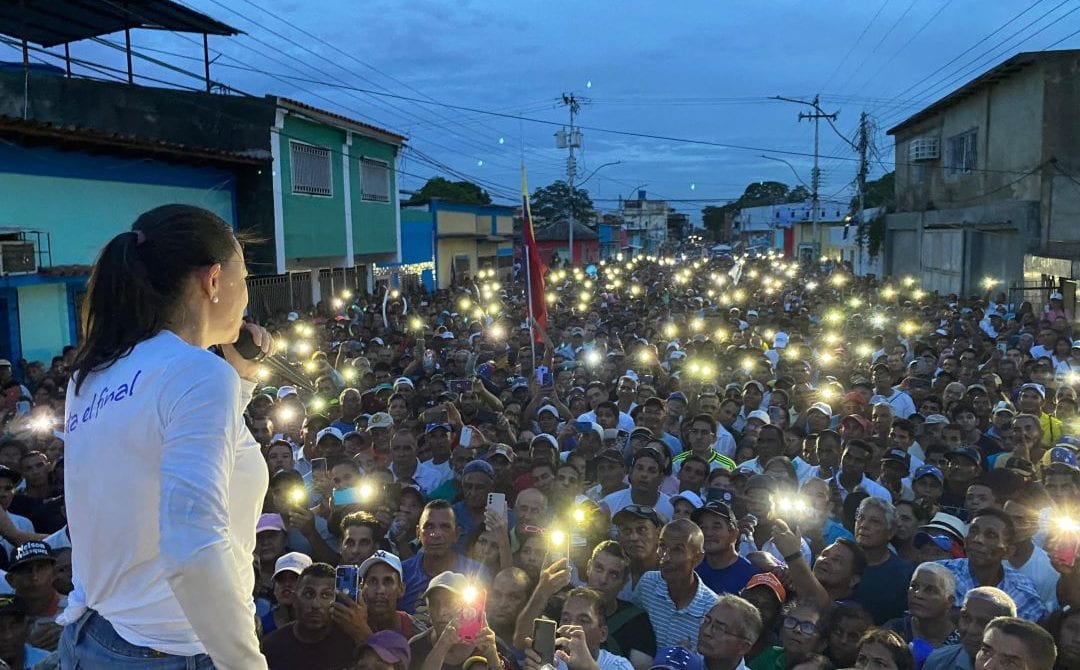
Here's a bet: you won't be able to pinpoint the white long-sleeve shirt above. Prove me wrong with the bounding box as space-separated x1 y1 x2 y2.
60 331 268 669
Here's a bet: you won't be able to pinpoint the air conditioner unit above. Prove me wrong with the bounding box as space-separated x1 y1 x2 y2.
909 137 940 161
0 241 37 275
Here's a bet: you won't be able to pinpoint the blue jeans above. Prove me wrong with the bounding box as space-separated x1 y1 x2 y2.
59 610 216 669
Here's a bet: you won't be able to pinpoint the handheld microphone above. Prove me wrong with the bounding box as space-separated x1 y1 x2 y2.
234 328 267 362
232 328 317 393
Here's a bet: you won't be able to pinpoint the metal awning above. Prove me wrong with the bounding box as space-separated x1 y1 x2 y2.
0 0 239 47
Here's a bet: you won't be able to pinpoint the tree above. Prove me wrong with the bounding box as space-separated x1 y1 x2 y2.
405 177 491 206
530 180 595 224
700 180 809 239
702 206 729 239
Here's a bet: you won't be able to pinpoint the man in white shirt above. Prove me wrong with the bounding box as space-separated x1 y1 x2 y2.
579 383 636 433
388 429 442 495
602 448 675 522
831 440 892 502
869 363 916 420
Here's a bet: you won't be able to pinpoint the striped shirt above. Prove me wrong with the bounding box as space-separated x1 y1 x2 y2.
937 558 1047 622
672 449 736 474
631 571 719 649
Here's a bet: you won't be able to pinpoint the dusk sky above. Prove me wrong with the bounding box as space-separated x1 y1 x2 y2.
7 0 1080 220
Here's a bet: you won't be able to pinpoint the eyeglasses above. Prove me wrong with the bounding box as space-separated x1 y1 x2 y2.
782 616 819 636
701 616 749 641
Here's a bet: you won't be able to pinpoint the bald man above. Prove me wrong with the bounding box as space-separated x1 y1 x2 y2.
631 518 719 649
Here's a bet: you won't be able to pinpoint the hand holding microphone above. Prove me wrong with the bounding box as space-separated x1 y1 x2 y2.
221 323 273 382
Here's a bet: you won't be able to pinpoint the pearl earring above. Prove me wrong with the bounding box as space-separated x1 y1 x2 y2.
211 296 219 304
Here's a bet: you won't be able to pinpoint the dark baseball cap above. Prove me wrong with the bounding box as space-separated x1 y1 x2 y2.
613 504 665 528
8 541 53 571
945 446 981 467
691 500 737 527
882 449 911 467
632 446 667 467
596 448 625 465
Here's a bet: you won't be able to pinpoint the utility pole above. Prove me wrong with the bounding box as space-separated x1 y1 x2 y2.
773 95 838 260
555 93 583 265
855 112 869 276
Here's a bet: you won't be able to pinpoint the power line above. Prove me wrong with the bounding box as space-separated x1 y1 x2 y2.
833 0 919 94
820 0 893 92
871 0 1070 130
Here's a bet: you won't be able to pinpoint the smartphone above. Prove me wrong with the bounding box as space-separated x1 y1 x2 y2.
532 617 557 666
332 485 375 507
767 406 785 425
311 458 328 473
429 408 448 424
615 430 630 451
460 425 474 448
335 565 360 601
573 420 592 433
486 492 507 519
449 379 474 394
14 401 30 417
996 342 1008 354
458 587 487 643
537 366 554 389
1054 534 1080 569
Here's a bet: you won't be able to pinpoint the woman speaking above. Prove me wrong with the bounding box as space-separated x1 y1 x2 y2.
58 205 271 669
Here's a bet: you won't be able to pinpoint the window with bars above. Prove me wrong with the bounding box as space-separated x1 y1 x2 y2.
946 129 977 177
360 158 390 202
289 142 332 196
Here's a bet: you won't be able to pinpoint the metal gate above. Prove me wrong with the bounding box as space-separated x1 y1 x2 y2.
246 273 312 322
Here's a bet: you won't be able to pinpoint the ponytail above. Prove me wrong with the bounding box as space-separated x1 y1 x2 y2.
72 205 238 395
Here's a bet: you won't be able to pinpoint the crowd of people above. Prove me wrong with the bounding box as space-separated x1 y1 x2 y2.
0 248 1079 669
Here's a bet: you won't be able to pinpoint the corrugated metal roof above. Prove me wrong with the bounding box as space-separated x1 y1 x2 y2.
277 97 407 144
0 0 240 48
0 114 270 165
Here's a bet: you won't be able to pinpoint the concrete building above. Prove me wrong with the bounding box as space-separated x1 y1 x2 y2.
620 192 669 256
401 199 515 289
884 50 1080 308
734 198 849 261
0 63 406 324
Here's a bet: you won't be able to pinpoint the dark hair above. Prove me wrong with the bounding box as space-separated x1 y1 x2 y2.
563 586 605 620
300 562 337 582
834 537 868 576
688 413 716 433
856 629 912 670
590 540 630 575
984 617 1056 670
341 510 382 536
970 507 1016 542
73 205 239 394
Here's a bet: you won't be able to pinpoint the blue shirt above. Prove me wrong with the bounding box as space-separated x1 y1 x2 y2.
938 558 1048 622
451 501 515 552
695 556 761 595
398 549 491 613
631 570 719 649
852 553 916 624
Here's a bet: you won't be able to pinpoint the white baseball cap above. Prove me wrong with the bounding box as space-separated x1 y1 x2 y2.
358 549 403 580
671 491 704 509
273 551 312 579
746 409 771 425
316 427 344 443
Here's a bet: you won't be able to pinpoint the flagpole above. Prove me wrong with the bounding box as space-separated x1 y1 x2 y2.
522 164 538 375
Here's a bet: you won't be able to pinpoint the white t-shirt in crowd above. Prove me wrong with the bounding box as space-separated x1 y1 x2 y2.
601 488 676 523
1009 544 1060 609
60 330 268 669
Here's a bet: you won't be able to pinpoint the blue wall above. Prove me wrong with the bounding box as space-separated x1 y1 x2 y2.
0 141 238 364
